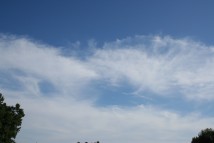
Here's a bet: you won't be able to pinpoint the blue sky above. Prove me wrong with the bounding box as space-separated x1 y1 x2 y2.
1 0 214 45
1 1 214 143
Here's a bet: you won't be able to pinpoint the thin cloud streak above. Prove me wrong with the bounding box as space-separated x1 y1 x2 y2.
0 36 98 97
7 95 214 143
90 36 214 100
1 35 214 143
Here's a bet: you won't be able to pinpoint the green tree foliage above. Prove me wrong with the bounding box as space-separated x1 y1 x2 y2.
191 128 214 143
0 93 25 143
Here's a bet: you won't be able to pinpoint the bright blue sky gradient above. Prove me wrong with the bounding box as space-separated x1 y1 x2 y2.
1 0 214 45
1 1 214 143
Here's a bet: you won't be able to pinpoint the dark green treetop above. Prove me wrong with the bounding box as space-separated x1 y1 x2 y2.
0 93 25 143
191 128 214 143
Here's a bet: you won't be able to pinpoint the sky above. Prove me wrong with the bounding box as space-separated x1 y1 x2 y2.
1 1 214 143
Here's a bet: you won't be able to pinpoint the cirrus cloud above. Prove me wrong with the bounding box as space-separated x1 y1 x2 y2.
1 34 214 143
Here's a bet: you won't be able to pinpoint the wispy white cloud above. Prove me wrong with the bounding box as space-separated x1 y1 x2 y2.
1 35 214 143
89 36 214 100
0 36 98 97
8 95 214 143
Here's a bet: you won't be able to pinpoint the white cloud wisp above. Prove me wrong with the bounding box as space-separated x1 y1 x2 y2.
1 35 214 143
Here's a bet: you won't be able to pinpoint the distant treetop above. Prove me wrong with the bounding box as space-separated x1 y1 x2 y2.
191 128 214 143
0 93 25 143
